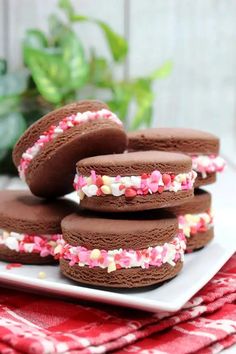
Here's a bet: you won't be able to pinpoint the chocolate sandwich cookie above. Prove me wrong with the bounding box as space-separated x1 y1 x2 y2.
74 151 197 212
56 210 186 288
128 128 225 188
0 190 78 264
13 100 127 198
166 189 213 251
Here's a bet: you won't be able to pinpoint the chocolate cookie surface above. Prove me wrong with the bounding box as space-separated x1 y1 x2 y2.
74 151 196 212
0 190 78 264
60 258 183 288
167 188 211 216
128 128 219 154
0 190 78 234
128 128 225 187
62 210 178 250
0 246 54 265
167 189 213 251
13 100 127 198
58 210 185 288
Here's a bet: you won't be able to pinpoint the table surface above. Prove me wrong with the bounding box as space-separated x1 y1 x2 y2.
0 165 235 353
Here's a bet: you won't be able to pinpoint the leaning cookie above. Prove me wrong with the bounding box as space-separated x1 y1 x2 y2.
166 189 213 251
0 190 78 264
128 128 225 188
74 151 197 212
56 210 186 288
13 100 127 198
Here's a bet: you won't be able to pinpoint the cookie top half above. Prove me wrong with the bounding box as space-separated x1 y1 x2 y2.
128 128 219 155
0 190 78 234
77 150 192 176
13 100 127 198
62 210 178 250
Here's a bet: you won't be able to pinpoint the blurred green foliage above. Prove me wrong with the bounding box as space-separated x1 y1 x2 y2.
0 0 172 174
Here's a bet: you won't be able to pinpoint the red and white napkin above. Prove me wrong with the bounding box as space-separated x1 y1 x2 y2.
0 254 236 354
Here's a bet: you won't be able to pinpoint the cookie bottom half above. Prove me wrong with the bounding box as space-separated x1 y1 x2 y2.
0 245 56 264
60 258 183 289
186 228 214 251
80 189 193 213
194 173 216 188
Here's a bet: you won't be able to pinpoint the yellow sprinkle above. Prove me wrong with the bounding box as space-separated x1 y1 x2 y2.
78 190 85 200
102 175 111 185
185 214 195 223
48 241 57 248
86 176 93 185
183 226 191 237
101 185 111 195
54 244 62 254
203 214 211 223
90 249 101 260
108 262 116 273
3 231 10 239
38 271 46 279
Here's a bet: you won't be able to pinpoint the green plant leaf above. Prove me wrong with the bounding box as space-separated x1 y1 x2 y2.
0 70 29 99
24 47 68 104
0 96 21 115
95 21 128 62
70 14 128 62
24 29 48 50
48 14 69 45
131 103 153 130
0 59 7 76
130 79 154 129
58 0 74 19
70 14 87 22
89 56 112 87
108 82 133 123
59 30 89 90
0 112 26 149
150 60 173 80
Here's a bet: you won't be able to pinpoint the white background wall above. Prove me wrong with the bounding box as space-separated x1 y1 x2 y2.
0 0 236 162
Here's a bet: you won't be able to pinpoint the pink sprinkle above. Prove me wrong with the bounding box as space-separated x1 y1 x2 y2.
151 170 161 182
91 170 97 183
114 175 121 182
148 181 159 193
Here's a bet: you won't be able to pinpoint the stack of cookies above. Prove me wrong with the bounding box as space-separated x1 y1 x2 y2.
0 100 225 289
128 128 225 252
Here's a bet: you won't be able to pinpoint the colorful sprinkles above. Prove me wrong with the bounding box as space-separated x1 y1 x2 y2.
192 155 225 178
73 170 197 202
54 233 186 273
0 230 62 257
178 210 213 238
18 109 123 180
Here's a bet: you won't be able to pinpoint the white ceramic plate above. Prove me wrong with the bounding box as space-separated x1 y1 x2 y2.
0 209 234 313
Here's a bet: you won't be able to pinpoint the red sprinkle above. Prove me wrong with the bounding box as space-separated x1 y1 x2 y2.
158 186 164 193
141 173 148 179
190 226 197 235
96 188 102 196
95 176 103 187
162 173 171 186
119 184 125 191
125 188 137 198
6 263 22 270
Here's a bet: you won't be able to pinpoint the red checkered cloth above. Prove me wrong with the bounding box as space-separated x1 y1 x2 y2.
0 255 236 354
